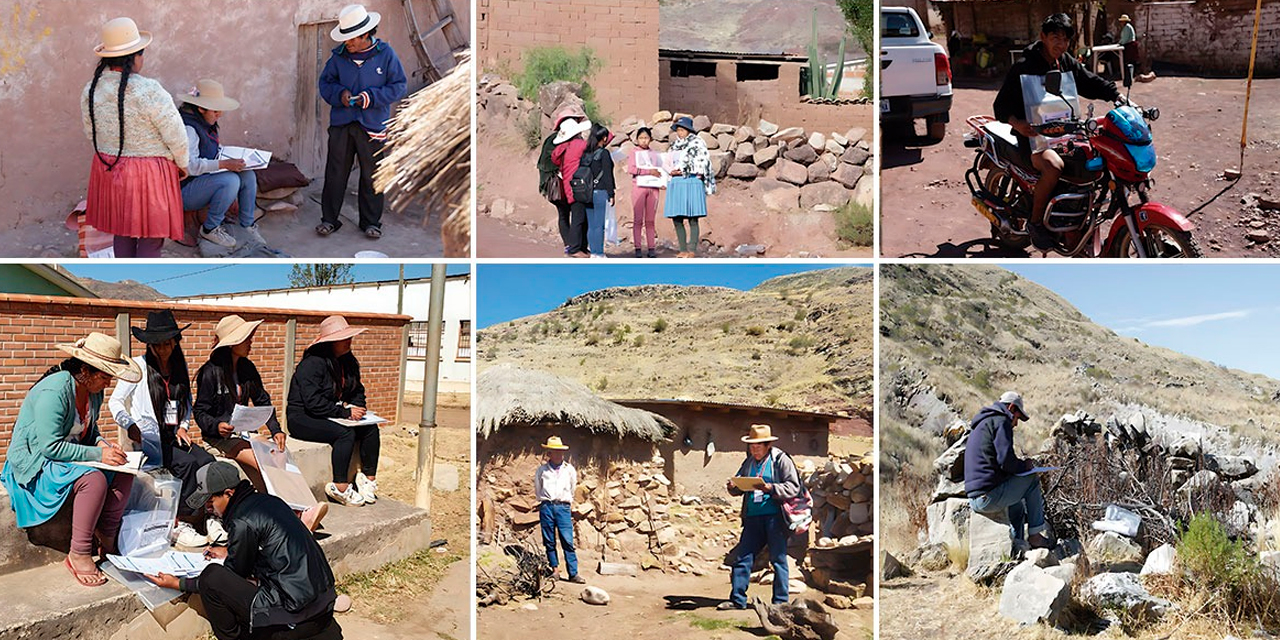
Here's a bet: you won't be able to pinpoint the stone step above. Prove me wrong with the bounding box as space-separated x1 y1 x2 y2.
0 497 430 640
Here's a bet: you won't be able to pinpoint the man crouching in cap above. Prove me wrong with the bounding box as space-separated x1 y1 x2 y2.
964 391 1054 549
146 461 342 639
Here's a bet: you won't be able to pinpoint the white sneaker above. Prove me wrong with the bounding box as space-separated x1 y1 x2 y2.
173 522 208 548
206 517 229 545
240 223 267 246
326 482 365 506
199 224 237 248
355 473 378 505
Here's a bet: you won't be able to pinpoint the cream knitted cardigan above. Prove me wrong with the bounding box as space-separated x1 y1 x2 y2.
81 70 189 170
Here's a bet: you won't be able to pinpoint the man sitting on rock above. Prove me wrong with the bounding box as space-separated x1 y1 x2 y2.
964 391 1054 549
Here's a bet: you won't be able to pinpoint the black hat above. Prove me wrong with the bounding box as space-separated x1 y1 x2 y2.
131 310 190 344
186 461 242 510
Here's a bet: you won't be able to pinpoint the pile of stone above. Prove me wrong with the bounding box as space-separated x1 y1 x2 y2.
805 454 875 610
254 186 305 219
614 112 872 213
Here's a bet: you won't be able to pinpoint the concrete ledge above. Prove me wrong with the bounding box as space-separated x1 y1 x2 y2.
0 487 81 576
288 439 363 497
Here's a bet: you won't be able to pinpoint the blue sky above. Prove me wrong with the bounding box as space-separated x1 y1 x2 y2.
477 264 871 328
63 264 469 297
1007 264 1280 379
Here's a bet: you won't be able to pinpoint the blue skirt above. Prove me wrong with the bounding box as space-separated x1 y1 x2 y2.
664 175 708 218
1 459 97 529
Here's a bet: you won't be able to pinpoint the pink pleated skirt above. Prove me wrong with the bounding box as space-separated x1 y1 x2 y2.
85 155 184 241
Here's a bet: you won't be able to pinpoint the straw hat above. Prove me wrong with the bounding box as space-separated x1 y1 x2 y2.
331 4 381 42
94 17 152 58
212 315 263 351
309 315 367 347
1118 14 1131 23
741 424 778 443
57 332 143 383
180 79 241 112
542 436 570 450
131 310 190 344
553 118 592 144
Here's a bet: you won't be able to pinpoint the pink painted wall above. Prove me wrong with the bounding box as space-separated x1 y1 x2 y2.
0 0 469 228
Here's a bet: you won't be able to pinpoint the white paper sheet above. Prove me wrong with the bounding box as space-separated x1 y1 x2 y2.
331 408 387 427
76 450 146 475
230 404 275 432
107 550 222 578
215 145 272 171
249 437 318 511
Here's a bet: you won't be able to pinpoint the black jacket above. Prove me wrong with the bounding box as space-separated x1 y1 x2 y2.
993 41 1120 125
964 403 1032 496
286 352 366 420
586 147 616 199
193 357 281 440
222 481 336 629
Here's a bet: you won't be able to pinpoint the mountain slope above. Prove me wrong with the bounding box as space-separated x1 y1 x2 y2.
479 267 874 415
660 0 863 60
70 276 167 301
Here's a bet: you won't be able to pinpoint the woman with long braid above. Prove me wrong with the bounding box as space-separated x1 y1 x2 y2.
80 17 188 258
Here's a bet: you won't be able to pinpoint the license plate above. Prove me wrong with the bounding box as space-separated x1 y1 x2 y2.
880 99 890 113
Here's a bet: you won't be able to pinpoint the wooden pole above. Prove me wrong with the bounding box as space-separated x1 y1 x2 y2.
1240 0 1263 172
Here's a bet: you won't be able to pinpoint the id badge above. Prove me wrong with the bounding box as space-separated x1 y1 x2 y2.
752 490 765 503
164 400 179 426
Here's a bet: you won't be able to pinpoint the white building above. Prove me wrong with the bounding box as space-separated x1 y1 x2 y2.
176 273 471 393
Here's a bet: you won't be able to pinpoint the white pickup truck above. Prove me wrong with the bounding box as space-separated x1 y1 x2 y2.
880 6 953 140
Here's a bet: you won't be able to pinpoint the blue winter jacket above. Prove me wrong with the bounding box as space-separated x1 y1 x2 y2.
318 39 408 133
964 403 1031 497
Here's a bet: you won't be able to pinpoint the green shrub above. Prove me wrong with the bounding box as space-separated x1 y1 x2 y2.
511 46 607 124
788 335 816 350
652 317 668 333
584 333 600 346
633 335 645 348
745 326 766 337
1176 513 1280 626
835 200 874 246
720 321 733 334
595 376 608 392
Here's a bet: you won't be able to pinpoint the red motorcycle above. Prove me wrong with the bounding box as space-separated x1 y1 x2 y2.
962 69 1200 257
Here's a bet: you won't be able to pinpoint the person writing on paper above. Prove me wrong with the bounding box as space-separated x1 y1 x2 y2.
964 391 1054 548
626 127 662 258
1 333 141 587
287 316 379 507
177 79 265 250
535 436 584 583
719 424 801 610
110 310 222 548
145 461 342 640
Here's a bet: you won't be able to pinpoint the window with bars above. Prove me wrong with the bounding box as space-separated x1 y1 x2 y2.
456 320 472 362
407 321 430 359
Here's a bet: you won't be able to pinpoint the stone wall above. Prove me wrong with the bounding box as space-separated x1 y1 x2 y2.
1133 0 1280 75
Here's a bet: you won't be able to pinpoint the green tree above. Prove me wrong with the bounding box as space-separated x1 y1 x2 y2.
289 264 354 288
838 0 875 99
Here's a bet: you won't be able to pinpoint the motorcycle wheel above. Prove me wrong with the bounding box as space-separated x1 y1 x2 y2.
1105 223 1203 258
983 167 1032 250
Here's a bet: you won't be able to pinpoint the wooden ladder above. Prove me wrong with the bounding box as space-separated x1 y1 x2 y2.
402 0 468 83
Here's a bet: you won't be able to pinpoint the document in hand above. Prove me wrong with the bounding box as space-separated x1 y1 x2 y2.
77 450 146 475
249 437 318 511
730 476 766 491
216 145 272 171
331 409 387 427
230 404 275 432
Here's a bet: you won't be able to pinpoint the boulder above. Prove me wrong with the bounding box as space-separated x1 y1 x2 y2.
776 159 809 186
853 174 874 208
933 435 969 481
754 178 801 212
1206 454 1258 480
581 586 611 605
1087 532 1143 572
1179 469 1222 498
734 126 755 142
539 81 584 117
771 126 806 143
489 198 515 220
735 142 757 162
757 119 779 136
1043 563 1076 585
784 144 819 165
830 132 849 146
753 145 781 168
652 110 673 123
692 115 712 132
710 123 735 135
808 132 826 150
728 163 761 179
653 126 671 143
848 503 871 525
717 133 736 150
998 561 1071 626
832 163 865 189
800 182 850 209
840 146 871 167
1140 543 1176 575
1080 572 1173 623
882 550 910 580
807 162 831 183
699 131 720 150
925 497 970 550
710 151 733 179
824 138 846 155
844 127 868 144
967 509 1015 583
908 542 952 571
820 152 839 172
1025 548 1058 568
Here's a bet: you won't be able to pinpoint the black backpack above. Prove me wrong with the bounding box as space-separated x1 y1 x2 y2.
569 148 603 203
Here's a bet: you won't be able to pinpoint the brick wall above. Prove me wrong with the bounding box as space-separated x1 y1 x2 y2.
1131 0 1279 75
478 0 661 120
658 60 867 135
0 295 410 464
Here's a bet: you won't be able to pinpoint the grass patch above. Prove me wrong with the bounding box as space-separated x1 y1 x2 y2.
653 317 669 333
511 46 607 124
680 612 751 632
835 200 873 246
518 109 542 150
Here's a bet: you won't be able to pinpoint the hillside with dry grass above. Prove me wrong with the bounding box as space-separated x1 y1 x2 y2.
478 267 874 416
879 264 1280 552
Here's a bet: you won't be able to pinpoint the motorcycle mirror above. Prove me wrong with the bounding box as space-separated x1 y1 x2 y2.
1044 70 1063 96
1124 64 1134 89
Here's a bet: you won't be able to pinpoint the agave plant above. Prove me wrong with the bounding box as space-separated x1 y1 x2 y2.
806 8 847 99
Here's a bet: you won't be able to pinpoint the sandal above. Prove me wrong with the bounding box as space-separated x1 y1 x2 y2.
65 557 106 587
315 222 338 236
364 226 383 239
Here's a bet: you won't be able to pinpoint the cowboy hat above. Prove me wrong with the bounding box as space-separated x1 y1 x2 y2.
999 390 1031 419
310 315 367 347
1118 14 1131 22
741 424 778 443
131 310 190 344
57 333 143 383
180 79 241 112
553 118 592 144
542 436 569 450
95 17 152 58
671 116 697 133
331 4 381 42
212 315 263 351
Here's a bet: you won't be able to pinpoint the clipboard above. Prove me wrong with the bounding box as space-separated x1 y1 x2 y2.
731 476 766 491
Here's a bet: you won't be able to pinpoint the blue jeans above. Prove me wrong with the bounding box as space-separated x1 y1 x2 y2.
969 474 1047 540
539 501 578 577
585 189 608 256
181 170 257 229
730 513 790 606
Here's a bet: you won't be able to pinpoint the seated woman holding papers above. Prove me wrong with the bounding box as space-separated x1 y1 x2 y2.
287 315 380 507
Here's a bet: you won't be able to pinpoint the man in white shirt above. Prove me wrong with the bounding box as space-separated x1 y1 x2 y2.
534 436 584 583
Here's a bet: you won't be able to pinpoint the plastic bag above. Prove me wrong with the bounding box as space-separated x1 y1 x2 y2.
118 472 181 557
1090 504 1140 538
135 417 163 471
604 200 618 246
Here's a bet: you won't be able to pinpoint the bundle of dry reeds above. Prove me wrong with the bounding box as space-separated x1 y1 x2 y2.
375 54 472 257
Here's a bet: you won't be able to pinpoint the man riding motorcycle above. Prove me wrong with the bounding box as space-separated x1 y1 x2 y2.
993 13 1124 251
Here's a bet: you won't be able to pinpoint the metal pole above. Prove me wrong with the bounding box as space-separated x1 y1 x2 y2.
397 265 405 315
282 319 297 433
416 265 447 510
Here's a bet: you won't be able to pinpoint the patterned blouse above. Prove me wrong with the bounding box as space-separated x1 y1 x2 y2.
80 70 189 168
671 133 716 196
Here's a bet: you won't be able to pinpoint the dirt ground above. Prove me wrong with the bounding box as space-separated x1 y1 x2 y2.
6 173 446 259
879 75 1280 258
476 109 876 259
478 562 873 640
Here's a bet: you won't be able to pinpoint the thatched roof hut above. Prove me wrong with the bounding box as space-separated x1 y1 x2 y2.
476 364 675 442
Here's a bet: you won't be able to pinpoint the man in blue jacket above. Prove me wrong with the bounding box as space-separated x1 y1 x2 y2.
964 391 1053 548
317 4 408 239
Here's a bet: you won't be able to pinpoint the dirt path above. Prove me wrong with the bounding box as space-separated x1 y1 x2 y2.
880 76 1280 258
479 567 872 640
337 559 470 640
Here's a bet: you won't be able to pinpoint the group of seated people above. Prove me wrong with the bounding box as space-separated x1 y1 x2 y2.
0 311 381 638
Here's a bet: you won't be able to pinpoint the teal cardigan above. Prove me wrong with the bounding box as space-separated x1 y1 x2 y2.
6 371 105 485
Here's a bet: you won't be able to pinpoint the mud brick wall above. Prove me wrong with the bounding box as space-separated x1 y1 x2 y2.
0 294 410 464
946 0 1067 44
659 60 865 134
478 0 661 119
1131 0 1280 75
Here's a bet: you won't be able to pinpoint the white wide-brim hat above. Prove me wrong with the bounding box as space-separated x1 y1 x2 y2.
180 79 241 112
331 4 382 41
553 118 593 144
94 17 152 58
